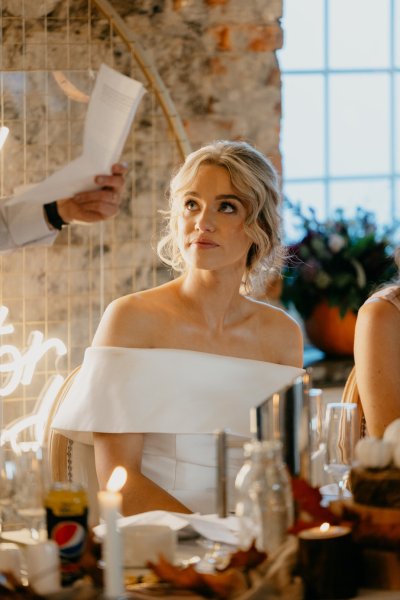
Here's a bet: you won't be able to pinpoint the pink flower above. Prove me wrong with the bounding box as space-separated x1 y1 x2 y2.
328 233 346 253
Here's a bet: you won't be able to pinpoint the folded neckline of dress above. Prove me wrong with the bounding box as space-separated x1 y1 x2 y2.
51 346 305 440
87 345 300 369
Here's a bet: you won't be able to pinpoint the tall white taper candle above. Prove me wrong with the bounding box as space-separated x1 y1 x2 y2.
98 466 127 599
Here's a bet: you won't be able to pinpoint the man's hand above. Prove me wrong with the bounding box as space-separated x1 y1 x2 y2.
56 163 128 224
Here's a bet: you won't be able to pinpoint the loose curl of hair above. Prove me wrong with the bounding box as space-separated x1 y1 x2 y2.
157 140 285 293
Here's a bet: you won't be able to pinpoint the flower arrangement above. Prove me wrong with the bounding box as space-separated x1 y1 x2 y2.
281 201 398 319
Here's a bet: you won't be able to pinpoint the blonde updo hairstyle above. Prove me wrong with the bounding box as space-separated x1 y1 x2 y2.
157 140 284 292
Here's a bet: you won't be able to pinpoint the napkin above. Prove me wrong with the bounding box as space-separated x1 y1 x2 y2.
93 510 239 545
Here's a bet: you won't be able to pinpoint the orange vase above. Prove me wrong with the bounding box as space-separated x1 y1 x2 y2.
305 301 357 356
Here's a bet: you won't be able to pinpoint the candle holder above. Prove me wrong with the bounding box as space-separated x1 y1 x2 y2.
298 524 359 600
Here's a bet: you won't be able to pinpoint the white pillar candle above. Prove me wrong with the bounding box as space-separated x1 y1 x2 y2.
98 466 127 599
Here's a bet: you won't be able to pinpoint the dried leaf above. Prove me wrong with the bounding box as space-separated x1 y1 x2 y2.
202 569 247 598
148 555 204 590
291 478 339 530
222 542 267 571
148 554 249 599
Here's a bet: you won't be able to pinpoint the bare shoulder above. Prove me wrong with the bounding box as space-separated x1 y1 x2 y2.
246 298 303 367
357 295 400 331
92 282 175 348
250 297 301 330
356 296 400 350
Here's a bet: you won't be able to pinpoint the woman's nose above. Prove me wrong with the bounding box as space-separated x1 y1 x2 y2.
195 208 216 232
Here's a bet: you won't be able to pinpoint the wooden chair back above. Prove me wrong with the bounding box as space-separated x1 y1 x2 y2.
341 365 366 438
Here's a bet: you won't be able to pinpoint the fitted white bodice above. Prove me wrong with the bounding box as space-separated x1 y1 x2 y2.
52 347 303 513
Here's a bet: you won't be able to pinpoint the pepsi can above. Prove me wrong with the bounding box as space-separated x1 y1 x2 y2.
45 482 88 586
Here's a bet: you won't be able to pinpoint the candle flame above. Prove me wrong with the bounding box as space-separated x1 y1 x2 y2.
106 466 127 492
320 522 330 533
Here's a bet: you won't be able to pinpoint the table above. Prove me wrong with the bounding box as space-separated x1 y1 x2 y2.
1 530 398 599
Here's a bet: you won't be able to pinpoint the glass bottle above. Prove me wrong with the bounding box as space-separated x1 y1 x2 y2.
235 439 293 554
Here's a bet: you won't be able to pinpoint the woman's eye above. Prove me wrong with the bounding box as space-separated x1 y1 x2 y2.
220 202 236 213
184 199 198 211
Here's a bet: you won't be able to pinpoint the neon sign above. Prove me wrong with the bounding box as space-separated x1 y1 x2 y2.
0 305 67 447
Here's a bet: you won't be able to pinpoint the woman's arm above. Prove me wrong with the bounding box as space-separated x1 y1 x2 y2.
92 299 191 515
354 298 400 436
93 432 191 515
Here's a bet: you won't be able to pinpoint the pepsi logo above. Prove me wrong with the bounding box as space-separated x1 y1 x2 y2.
52 521 86 558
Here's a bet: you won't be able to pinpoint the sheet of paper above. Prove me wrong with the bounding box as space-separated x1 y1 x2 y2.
7 64 145 207
177 513 239 545
93 510 239 545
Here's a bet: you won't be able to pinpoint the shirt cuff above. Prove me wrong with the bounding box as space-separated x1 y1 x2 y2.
5 200 58 247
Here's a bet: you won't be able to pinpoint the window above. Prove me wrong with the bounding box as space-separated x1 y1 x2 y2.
278 0 398 240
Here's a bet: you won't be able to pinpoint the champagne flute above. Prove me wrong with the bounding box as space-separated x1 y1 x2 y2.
323 402 359 499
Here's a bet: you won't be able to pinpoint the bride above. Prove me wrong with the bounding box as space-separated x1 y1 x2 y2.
52 140 303 516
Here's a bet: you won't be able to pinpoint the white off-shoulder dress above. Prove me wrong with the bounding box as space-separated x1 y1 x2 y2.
51 347 303 514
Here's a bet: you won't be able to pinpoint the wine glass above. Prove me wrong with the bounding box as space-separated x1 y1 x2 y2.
323 402 359 499
13 443 48 540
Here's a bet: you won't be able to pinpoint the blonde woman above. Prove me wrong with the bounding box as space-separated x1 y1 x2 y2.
52 141 303 515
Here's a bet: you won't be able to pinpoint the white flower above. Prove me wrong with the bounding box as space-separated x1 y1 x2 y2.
328 233 346 253
350 259 367 288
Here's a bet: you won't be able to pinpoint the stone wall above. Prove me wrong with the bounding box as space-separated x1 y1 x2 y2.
0 0 282 427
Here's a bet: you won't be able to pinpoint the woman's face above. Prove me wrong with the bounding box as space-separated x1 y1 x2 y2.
175 164 252 272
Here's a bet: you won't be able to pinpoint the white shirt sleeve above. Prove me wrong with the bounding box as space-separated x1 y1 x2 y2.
0 197 58 253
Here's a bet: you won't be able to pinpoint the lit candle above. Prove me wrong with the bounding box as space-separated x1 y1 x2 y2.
299 522 350 539
98 466 127 599
298 523 358 599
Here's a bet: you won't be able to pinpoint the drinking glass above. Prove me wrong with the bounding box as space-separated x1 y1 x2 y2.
0 441 18 532
13 443 48 540
323 402 359 498
308 388 326 487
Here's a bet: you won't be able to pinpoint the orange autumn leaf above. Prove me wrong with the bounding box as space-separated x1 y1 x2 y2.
222 542 267 571
148 553 249 599
147 555 205 589
202 569 247 598
291 477 339 527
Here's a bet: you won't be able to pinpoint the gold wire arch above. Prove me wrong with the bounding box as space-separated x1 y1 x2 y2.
93 0 191 161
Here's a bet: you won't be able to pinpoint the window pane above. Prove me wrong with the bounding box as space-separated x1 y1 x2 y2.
329 179 391 225
283 182 326 242
329 0 390 69
279 0 324 71
395 74 400 173
330 74 390 176
396 0 400 67
281 75 324 179
394 181 400 239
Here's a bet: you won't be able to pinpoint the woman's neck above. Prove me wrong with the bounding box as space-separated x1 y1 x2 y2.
176 268 249 331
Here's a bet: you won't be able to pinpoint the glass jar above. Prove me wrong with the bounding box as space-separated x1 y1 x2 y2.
235 439 293 554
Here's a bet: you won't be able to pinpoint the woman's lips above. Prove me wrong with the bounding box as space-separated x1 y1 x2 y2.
191 238 219 248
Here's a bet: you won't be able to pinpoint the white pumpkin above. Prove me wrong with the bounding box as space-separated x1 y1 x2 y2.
383 418 400 446
393 444 400 468
355 437 393 469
